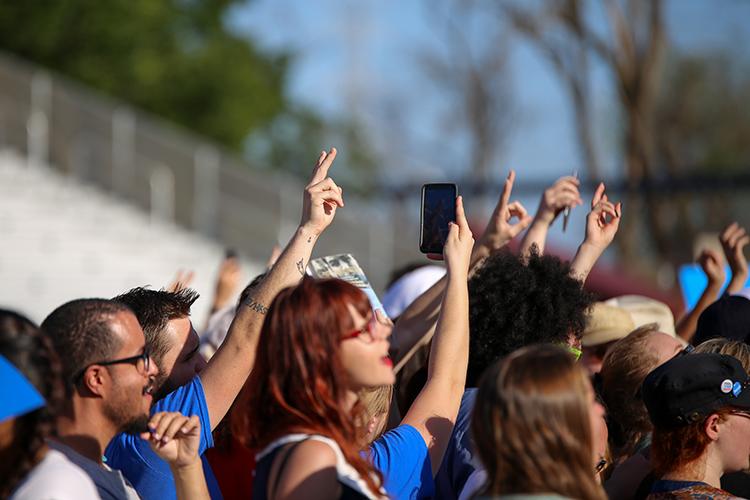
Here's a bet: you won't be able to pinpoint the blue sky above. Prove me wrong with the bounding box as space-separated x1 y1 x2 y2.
227 0 750 251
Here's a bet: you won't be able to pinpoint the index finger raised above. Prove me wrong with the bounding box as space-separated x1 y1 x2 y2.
310 147 337 184
499 170 516 209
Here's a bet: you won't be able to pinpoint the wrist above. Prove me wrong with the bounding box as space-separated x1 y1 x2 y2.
297 224 321 240
705 280 724 292
535 209 556 226
169 459 203 475
579 240 607 255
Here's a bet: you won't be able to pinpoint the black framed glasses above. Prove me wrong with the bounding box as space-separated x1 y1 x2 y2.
74 347 151 383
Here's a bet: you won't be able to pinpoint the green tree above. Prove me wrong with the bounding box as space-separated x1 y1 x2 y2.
0 0 285 150
0 0 380 193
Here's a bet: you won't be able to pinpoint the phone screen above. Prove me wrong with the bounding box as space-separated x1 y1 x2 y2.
420 183 457 254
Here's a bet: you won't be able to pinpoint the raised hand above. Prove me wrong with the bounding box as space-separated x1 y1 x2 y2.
167 269 195 293
141 412 201 469
212 257 242 312
300 148 344 236
477 170 533 253
583 182 622 251
443 196 475 276
720 222 749 293
698 248 726 286
520 174 583 257
569 183 622 283
535 175 583 225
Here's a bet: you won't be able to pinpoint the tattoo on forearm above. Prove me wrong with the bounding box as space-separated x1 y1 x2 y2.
307 236 312 243
296 259 305 276
244 297 269 315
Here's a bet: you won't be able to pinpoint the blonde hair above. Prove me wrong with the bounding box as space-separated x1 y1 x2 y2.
694 338 750 371
472 344 606 500
599 323 661 460
359 385 393 442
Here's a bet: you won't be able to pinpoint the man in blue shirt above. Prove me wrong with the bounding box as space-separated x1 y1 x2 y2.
106 288 222 498
105 146 349 499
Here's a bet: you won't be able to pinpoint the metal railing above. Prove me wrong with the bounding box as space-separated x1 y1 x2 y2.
0 51 423 292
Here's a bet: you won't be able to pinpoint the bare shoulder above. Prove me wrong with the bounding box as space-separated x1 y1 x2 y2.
273 439 341 500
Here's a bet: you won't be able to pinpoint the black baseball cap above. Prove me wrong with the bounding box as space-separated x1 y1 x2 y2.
694 295 750 345
642 352 750 428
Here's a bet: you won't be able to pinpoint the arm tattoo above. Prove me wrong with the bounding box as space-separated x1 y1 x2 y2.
296 259 305 276
244 297 269 315
307 236 313 243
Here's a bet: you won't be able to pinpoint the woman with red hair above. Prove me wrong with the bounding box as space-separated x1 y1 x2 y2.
233 196 473 499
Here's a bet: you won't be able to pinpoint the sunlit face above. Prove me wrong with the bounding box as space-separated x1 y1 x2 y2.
587 378 608 466
102 311 160 434
339 304 395 392
154 316 206 400
716 410 750 473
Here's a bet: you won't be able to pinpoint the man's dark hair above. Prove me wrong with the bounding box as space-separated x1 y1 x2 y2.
40 299 131 393
113 287 199 366
466 249 595 386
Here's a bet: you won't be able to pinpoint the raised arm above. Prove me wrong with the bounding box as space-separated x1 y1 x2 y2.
721 222 749 295
519 175 582 257
675 249 725 342
390 171 530 371
199 148 344 429
570 182 621 284
400 196 473 476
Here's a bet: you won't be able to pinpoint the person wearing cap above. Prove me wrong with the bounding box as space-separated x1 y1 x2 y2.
693 294 750 345
580 302 635 375
0 308 99 499
642 352 750 499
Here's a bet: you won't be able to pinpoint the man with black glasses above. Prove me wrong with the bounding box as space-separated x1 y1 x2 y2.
41 298 159 500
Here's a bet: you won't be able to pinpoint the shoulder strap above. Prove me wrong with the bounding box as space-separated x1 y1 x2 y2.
268 439 309 500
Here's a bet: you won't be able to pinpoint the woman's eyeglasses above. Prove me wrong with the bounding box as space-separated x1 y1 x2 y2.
342 315 380 344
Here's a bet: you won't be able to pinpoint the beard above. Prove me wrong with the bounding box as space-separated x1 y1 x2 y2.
103 380 154 435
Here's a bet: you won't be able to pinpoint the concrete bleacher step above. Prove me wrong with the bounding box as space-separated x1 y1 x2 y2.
0 149 260 326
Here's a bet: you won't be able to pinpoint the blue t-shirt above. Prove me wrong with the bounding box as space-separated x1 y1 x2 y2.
105 376 223 500
369 424 434 500
434 388 478 500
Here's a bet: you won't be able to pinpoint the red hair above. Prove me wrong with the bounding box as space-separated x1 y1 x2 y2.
232 276 383 495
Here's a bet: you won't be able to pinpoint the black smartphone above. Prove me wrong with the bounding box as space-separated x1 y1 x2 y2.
419 183 458 254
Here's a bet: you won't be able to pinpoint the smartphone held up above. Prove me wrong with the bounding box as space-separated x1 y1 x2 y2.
419 183 458 255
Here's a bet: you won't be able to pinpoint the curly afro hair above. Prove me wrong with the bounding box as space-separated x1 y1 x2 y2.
466 248 595 386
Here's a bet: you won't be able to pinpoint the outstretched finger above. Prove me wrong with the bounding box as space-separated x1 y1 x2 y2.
455 196 469 231
592 182 605 208
499 170 516 211
310 147 337 184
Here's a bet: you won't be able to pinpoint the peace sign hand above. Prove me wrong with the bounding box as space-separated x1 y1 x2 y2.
300 148 344 236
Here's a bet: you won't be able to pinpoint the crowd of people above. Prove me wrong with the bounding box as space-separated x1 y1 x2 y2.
3 146 750 500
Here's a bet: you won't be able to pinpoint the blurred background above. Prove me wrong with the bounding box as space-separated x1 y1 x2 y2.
0 0 749 323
